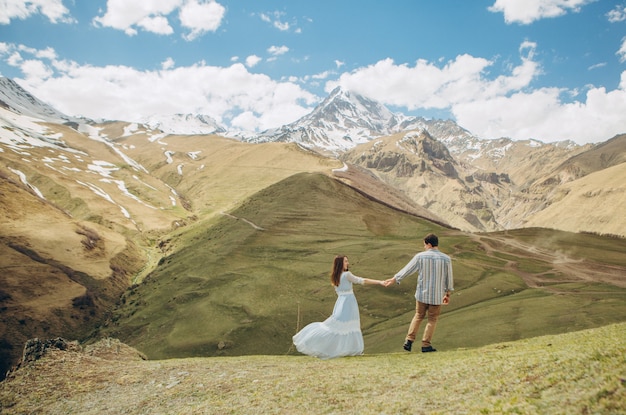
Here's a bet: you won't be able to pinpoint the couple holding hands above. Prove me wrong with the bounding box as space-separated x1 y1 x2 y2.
293 233 454 359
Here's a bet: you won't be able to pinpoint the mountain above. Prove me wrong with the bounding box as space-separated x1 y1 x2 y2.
246 87 410 153
141 113 226 135
341 129 504 231
0 78 82 126
0 88 342 376
551 133 626 182
524 161 626 235
504 133 626 234
1 76 625 380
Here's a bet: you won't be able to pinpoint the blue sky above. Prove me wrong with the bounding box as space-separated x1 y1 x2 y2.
1 0 625 144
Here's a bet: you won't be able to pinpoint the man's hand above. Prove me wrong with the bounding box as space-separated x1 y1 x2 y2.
442 292 450 305
383 278 395 287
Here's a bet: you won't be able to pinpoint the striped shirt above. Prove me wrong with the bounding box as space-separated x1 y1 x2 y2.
394 248 454 305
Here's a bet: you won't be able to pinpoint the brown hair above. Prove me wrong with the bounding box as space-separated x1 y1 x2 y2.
330 255 345 287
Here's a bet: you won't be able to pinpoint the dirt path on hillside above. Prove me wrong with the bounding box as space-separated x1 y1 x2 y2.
468 234 626 290
220 212 265 230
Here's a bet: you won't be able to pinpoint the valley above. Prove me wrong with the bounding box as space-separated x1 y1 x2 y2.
0 77 625 380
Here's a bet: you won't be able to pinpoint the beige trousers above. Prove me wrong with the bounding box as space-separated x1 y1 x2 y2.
406 301 441 347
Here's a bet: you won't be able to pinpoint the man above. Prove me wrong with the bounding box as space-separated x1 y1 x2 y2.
385 233 454 353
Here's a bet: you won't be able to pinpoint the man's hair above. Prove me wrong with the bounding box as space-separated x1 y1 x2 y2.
424 233 438 247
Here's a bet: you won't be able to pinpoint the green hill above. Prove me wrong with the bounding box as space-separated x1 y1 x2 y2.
98 172 626 360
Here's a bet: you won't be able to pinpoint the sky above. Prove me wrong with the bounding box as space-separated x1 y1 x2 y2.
1 0 625 145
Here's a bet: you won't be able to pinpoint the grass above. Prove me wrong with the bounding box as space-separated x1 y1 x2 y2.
97 172 626 363
1 323 624 414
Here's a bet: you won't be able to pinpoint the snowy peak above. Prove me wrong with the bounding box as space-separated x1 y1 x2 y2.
0 77 78 125
249 87 407 152
304 87 395 130
142 113 226 135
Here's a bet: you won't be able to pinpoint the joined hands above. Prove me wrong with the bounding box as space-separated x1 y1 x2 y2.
382 278 395 287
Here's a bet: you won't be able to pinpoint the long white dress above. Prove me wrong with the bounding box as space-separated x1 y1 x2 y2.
292 271 365 359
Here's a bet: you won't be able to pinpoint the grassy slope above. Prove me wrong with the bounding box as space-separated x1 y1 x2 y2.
99 172 626 361
1 323 624 414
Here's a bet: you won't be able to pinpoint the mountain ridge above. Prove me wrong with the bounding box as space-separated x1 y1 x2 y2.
1 76 625 379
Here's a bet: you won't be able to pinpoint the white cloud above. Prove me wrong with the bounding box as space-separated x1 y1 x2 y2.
326 55 504 110
245 55 262 68
312 71 331 80
161 57 175 70
618 37 626 63
488 0 594 24
258 10 293 32
326 44 626 144
179 0 226 41
93 0 225 40
21 59 54 80
0 0 74 25
588 62 607 70
453 82 626 143
274 20 289 31
93 0 179 33
268 45 289 56
607 5 626 23
137 15 174 35
6 44 317 132
3 35 624 145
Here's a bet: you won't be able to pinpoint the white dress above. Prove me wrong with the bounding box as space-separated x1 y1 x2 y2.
292 271 365 359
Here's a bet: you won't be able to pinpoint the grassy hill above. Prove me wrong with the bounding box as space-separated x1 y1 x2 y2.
1 323 624 414
98 172 626 361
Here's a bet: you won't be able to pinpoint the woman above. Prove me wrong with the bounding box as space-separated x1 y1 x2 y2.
292 255 385 359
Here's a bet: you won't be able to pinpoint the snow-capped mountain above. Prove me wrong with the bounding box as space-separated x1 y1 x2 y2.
245 87 405 152
0 77 83 126
244 86 486 156
141 113 226 135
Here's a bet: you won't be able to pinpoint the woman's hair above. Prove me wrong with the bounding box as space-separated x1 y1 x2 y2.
330 255 345 287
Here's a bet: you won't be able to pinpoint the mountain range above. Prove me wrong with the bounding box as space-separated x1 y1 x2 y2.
0 76 625 378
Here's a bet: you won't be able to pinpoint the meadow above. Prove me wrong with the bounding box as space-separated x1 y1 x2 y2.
1 323 624 414
98 172 626 360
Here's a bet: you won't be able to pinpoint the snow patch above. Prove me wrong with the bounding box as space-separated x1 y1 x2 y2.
8 167 45 199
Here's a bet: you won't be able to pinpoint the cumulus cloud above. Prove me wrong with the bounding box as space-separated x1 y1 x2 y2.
92 0 178 35
0 0 74 24
2 34 624 145
161 57 175 70
488 0 594 25
268 45 289 56
245 55 262 68
180 0 226 41
93 0 225 40
1 43 317 132
607 5 626 23
453 84 626 143
326 43 626 144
